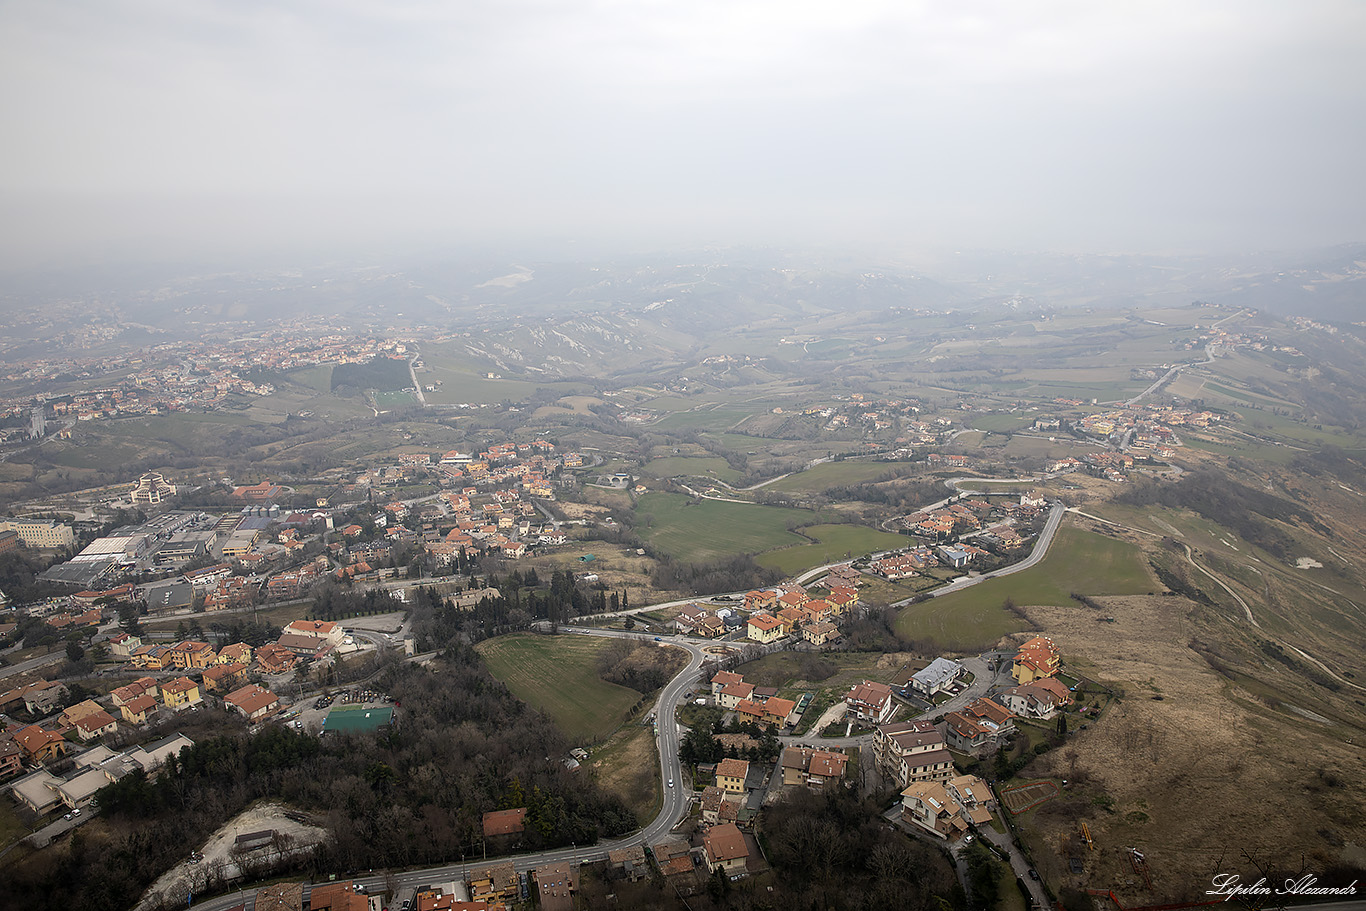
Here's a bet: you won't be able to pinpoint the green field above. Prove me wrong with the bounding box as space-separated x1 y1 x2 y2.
476 634 642 743
651 407 760 432
764 460 918 494
735 651 896 693
757 524 911 575
894 524 1153 650
969 413 1034 433
641 456 743 484
634 492 811 563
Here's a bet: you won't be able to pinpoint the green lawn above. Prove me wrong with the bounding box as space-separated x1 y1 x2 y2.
894 524 1154 650
476 634 642 743
651 408 760 432
969 413 1034 433
764 460 918 494
640 456 743 484
634 492 811 563
735 651 896 693
758 524 911 575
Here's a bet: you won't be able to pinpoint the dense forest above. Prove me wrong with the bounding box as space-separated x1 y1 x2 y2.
330 356 413 394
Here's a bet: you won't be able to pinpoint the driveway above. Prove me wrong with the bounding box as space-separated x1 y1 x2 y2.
980 825 1050 908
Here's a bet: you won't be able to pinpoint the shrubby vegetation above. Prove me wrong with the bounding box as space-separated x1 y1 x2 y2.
762 786 962 911
651 553 782 596
1117 470 1326 560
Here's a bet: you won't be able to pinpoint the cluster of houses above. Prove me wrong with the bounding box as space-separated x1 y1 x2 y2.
3 335 402 438
0 619 353 797
122 618 347 682
671 577 859 648
710 670 798 729
466 805 764 907
845 635 1072 841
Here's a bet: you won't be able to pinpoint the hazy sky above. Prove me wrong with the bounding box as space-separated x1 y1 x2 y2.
2 0 1364 267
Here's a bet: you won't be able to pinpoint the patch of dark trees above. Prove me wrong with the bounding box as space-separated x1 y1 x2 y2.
329 357 413 394
1118 470 1328 560
594 637 688 694
760 786 962 911
650 553 782 596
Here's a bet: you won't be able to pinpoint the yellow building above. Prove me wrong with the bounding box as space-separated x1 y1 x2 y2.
716 757 749 794
160 677 202 708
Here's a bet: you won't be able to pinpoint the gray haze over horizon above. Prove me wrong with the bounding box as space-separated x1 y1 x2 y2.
2 1 1364 270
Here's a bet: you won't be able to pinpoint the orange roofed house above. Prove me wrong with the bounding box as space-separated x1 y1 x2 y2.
160 677 202 709
224 684 280 722
746 613 783 644
715 757 750 794
482 807 527 839
1012 635 1061 684
703 822 750 874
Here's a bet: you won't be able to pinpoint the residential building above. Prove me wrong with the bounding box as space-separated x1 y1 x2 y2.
160 677 202 709
703 822 749 874
224 684 280 721
110 677 157 707
699 785 743 826
718 681 756 710
910 657 965 698
845 680 896 724
73 710 119 741
874 720 954 788
901 773 996 840
169 640 217 669
802 621 841 646
254 643 298 674
533 863 577 911
482 807 527 838
0 735 25 778
119 693 158 725
943 698 1016 754
743 590 777 612
202 662 249 693
467 861 518 911
217 642 253 665
716 757 750 794
780 747 848 788
309 882 369 911
608 844 649 882
710 671 743 697
60 699 107 727
1012 635 1061 684
999 679 1073 719
108 632 142 658
761 697 796 727
774 606 806 635
11 724 69 762
746 613 783 643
